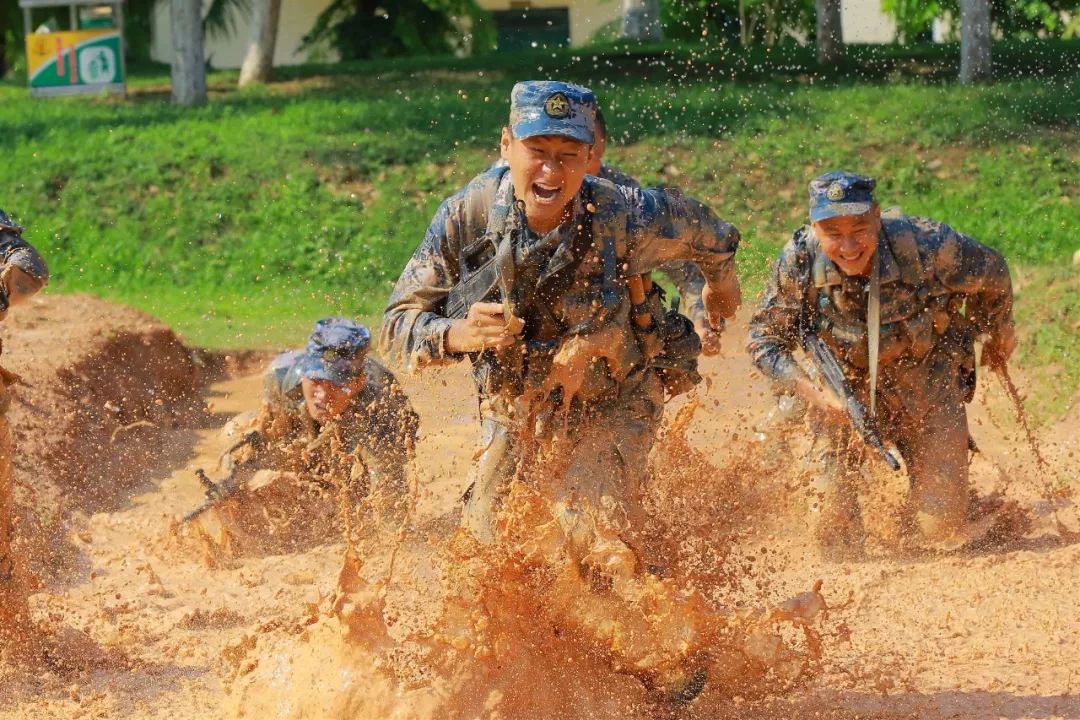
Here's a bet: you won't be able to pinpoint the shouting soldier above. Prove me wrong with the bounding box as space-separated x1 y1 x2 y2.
748 171 1016 556
382 81 744 702
0 209 50 654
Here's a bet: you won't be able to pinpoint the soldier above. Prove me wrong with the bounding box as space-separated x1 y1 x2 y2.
382 81 742 701
492 105 720 354
748 171 1016 555
188 318 418 542
0 209 50 652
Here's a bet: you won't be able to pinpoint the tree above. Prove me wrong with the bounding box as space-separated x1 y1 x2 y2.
815 0 843 64
301 0 492 61
959 0 991 82
170 0 207 105
620 0 664 41
238 0 282 86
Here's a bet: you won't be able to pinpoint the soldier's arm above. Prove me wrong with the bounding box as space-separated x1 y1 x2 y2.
657 260 707 324
0 231 50 312
926 221 1014 339
381 200 465 371
622 186 741 320
747 238 809 394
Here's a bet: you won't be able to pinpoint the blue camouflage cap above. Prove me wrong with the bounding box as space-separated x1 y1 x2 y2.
509 81 596 145
296 317 371 386
0 209 24 234
808 171 877 222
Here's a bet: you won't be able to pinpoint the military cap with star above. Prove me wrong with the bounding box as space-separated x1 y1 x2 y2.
509 81 597 145
296 317 371 385
808 171 877 222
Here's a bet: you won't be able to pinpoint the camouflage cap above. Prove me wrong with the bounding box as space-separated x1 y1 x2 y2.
808 171 877 222
296 317 371 386
0 209 24 235
509 81 596 145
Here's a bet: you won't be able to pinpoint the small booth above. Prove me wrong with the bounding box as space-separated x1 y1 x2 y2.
19 0 126 98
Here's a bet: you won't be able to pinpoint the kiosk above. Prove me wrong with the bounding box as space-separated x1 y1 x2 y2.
20 0 126 98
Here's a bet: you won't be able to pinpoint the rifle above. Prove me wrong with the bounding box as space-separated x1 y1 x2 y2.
182 430 266 523
801 333 902 472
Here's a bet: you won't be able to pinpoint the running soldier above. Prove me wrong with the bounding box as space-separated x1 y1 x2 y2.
748 171 1016 555
382 81 743 702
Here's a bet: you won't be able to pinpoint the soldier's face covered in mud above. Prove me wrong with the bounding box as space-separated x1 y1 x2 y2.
500 128 591 234
812 205 882 277
301 376 364 423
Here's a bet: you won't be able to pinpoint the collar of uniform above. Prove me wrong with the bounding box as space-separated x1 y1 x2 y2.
520 193 587 285
812 230 901 287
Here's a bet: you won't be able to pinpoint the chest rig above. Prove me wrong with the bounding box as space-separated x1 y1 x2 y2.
802 210 969 380
451 172 628 398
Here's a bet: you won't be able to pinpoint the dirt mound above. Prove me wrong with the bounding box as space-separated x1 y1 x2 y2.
2 294 198 579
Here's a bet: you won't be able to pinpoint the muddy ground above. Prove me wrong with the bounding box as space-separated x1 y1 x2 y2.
0 298 1078 719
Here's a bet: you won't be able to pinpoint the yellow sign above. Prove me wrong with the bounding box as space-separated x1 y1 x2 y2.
27 29 123 92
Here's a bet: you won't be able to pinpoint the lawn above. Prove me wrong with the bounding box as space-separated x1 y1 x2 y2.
1 40 1077 418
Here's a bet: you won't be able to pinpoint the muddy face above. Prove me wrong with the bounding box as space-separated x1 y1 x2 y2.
812 206 882 277
500 129 591 235
301 376 364 423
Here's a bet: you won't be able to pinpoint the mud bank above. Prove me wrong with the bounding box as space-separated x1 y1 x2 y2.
2 294 198 578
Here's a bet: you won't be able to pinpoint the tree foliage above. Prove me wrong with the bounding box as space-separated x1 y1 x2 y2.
659 0 815 47
883 0 1080 43
301 0 493 61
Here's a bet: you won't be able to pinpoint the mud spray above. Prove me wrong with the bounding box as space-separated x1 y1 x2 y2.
215 397 830 719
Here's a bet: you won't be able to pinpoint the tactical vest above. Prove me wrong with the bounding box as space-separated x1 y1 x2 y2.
802 210 976 404
455 171 644 404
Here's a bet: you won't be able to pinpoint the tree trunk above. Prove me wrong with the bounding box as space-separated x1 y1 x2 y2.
816 0 843 65
619 0 664 42
959 0 992 83
238 0 282 87
171 0 207 106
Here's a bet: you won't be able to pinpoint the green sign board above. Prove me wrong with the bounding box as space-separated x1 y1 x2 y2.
26 28 125 97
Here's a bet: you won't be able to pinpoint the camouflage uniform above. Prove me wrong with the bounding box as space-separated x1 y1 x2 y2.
491 158 708 324
0 209 49 631
748 188 1014 549
244 350 419 503
382 160 739 548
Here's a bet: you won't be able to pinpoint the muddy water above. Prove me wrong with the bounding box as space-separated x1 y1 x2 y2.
3 342 1080 719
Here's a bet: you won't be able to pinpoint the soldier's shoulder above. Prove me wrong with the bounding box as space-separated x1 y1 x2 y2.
599 163 640 189
263 349 305 398
0 209 24 236
442 166 505 215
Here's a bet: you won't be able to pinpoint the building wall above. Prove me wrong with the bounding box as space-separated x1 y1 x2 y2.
841 0 897 44
150 0 340 69
474 0 623 47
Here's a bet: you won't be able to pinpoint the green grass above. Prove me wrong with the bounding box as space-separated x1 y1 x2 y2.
1 40 1078 417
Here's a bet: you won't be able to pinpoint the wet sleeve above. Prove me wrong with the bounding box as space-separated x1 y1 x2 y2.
381 199 467 371
747 240 808 393
657 260 707 323
927 222 1014 339
0 231 50 297
622 186 741 316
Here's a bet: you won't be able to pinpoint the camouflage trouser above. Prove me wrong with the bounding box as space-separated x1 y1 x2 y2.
461 371 664 561
810 395 971 551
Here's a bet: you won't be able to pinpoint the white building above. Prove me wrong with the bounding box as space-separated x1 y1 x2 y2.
150 0 899 70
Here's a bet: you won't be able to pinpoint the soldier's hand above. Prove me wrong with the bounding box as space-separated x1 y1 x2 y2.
701 279 740 332
694 317 723 357
795 377 846 422
445 302 522 354
981 328 1017 374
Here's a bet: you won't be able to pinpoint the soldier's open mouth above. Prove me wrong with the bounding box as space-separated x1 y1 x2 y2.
532 182 561 203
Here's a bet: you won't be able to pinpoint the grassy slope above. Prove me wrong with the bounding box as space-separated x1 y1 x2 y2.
1 41 1078 417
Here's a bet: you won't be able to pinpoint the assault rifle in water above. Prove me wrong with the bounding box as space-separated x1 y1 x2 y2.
801 332 902 472
182 430 266 523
